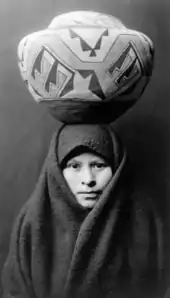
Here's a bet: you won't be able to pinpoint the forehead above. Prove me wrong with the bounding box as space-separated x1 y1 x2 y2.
68 152 105 163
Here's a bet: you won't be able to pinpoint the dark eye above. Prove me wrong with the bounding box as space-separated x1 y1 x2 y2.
67 162 81 170
93 162 107 169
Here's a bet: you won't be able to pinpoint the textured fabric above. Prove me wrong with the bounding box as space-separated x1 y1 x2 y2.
1 125 164 298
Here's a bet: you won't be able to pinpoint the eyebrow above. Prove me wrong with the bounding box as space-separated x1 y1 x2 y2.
67 159 81 164
67 158 106 164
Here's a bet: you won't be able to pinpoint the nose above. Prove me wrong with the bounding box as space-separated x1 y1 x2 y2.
81 167 96 187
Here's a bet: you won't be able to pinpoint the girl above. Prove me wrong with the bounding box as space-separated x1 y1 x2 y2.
1 124 164 298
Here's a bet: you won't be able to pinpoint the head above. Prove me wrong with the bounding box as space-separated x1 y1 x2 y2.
62 149 112 209
57 124 121 209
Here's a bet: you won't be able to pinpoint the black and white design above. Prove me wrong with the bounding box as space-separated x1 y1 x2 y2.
59 27 112 62
31 46 105 100
107 41 143 92
31 47 75 97
60 69 105 100
77 69 105 100
69 28 109 57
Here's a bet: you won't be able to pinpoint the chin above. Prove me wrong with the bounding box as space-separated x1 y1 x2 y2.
75 194 99 209
79 198 97 209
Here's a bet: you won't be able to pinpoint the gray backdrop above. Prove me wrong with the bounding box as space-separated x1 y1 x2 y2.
0 0 169 292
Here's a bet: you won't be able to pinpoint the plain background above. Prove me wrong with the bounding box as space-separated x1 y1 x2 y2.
0 0 169 293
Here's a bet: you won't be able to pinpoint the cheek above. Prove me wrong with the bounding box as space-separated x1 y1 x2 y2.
97 168 112 189
63 170 79 194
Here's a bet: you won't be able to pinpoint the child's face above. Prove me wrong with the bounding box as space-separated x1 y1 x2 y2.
62 152 112 209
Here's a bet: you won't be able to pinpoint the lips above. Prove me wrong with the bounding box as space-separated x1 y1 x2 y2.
77 191 101 199
78 191 101 194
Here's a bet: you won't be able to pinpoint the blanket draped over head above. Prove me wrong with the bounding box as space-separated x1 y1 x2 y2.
1 124 164 298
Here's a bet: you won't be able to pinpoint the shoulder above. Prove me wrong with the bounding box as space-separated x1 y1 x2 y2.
7 178 47 259
130 187 163 246
130 188 163 231
129 188 164 277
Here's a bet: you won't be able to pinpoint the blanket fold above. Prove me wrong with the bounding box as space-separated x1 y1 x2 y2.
1 126 164 298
